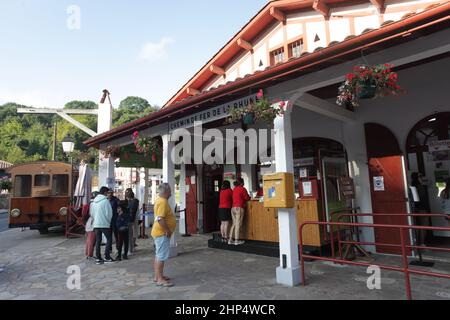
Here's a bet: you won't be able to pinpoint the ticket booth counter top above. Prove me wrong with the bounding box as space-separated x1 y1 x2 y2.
242 198 324 247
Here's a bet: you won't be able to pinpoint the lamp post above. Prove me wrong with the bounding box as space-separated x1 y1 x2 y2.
62 135 75 204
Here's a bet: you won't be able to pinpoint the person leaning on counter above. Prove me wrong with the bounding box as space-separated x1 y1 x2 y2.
229 178 251 246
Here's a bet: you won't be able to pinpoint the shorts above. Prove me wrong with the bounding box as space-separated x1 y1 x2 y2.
218 208 232 221
154 235 170 262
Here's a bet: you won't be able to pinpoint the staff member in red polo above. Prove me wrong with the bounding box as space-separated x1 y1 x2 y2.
229 177 250 245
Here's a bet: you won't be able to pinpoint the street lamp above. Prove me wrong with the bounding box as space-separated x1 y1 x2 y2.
62 135 75 153
62 135 75 204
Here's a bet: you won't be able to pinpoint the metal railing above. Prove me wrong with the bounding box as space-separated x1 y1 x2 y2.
299 220 450 300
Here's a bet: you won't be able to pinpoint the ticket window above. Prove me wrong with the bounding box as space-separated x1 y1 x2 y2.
293 138 350 221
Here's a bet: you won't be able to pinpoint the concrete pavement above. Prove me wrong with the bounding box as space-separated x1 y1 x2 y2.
0 228 449 300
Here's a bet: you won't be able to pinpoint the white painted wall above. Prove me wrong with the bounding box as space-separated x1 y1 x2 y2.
201 0 441 92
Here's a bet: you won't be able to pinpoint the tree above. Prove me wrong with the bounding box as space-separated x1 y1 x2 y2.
113 96 158 128
0 96 155 165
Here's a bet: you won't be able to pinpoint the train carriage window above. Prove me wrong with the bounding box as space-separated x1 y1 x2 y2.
14 175 32 197
52 174 69 196
34 174 50 187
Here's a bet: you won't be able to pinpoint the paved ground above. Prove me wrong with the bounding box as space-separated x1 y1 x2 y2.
0 228 449 300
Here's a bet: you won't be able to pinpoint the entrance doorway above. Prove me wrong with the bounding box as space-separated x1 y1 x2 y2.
203 164 223 233
406 112 450 243
365 123 411 254
185 165 198 235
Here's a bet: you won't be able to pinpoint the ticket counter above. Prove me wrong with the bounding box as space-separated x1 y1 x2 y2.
242 199 324 247
237 137 351 253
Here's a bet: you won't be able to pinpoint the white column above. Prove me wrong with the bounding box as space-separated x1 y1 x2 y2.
179 164 187 235
144 169 149 206
97 100 114 189
273 107 301 286
162 134 178 257
151 176 157 204
98 154 115 189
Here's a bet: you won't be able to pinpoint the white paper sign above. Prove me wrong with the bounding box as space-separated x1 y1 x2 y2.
373 176 385 192
428 139 450 152
300 168 308 178
302 181 312 196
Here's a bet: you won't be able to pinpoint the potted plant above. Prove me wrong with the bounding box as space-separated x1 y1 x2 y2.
227 89 287 125
132 131 161 162
101 145 121 159
336 64 402 109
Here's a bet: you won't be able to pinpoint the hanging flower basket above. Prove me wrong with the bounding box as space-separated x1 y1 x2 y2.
101 145 121 159
227 89 288 125
131 131 161 162
357 81 377 99
336 64 403 109
242 112 255 125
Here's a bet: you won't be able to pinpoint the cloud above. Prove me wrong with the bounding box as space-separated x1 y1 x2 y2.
138 37 175 62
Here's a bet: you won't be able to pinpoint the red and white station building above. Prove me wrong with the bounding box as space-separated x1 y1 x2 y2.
86 0 450 286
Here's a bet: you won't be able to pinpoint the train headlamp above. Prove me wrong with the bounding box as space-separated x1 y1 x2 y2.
10 208 21 218
59 207 68 216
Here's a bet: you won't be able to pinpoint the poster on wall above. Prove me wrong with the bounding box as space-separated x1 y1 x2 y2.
428 139 450 152
373 176 385 192
338 176 355 200
299 168 308 178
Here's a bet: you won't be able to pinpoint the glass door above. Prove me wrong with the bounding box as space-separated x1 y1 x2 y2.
320 150 350 231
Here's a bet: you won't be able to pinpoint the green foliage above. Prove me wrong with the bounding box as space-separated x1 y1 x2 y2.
0 97 157 166
0 177 12 191
113 96 158 128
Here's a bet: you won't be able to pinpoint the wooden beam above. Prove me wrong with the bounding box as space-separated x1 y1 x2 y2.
237 38 253 51
209 65 225 76
370 0 385 12
270 7 285 22
186 87 200 96
313 0 329 17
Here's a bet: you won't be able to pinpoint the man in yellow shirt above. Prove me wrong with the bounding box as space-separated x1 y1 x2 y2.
151 183 176 287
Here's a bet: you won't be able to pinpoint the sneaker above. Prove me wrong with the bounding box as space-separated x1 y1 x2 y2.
234 240 245 246
95 259 104 265
115 255 122 261
104 257 116 264
123 255 128 260
227 240 234 245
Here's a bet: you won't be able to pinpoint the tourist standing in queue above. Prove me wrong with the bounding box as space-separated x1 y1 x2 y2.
151 183 176 287
125 188 140 253
229 178 250 245
91 186 114 264
107 188 120 254
218 180 233 243
115 200 131 261
83 191 98 260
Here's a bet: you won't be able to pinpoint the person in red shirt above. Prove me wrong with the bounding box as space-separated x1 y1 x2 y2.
229 178 251 245
218 180 233 243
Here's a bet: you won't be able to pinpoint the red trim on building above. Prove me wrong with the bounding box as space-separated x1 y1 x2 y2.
85 2 450 148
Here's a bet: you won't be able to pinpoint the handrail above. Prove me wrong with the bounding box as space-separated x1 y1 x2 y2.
299 220 450 300
333 213 450 259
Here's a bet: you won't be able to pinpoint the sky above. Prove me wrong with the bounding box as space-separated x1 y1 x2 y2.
0 0 268 108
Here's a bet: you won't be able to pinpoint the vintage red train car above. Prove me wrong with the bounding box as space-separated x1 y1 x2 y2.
8 161 74 234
